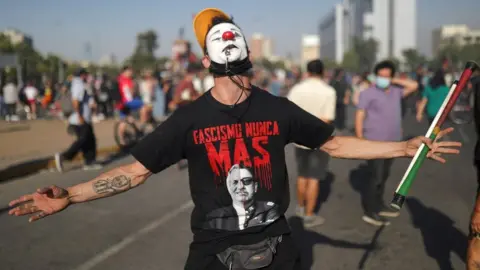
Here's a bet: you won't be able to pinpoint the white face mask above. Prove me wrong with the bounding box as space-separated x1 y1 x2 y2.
205 22 248 64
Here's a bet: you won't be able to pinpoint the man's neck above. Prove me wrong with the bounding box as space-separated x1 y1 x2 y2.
232 200 254 210
211 75 251 106
307 75 323 81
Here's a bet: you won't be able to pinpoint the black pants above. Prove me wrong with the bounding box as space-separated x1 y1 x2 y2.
98 101 113 118
334 103 346 130
184 234 301 270
5 103 16 117
361 159 394 214
62 124 97 164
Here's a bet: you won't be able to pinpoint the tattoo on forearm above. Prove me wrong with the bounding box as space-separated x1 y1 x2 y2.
92 175 131 195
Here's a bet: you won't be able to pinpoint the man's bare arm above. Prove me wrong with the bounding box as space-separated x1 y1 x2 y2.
467 238 480 270
355 109 365 138
67 161 152 203
392 77 419 97
72 99 80 113
320 136 406 160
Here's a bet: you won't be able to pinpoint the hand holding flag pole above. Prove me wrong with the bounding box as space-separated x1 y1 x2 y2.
390 61 479 211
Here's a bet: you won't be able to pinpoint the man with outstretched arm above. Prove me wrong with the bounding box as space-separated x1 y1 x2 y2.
9 8 462 270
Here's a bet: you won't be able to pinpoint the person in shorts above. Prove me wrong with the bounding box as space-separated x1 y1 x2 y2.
288 59 336 228
117 65 145 120
24 81 38 119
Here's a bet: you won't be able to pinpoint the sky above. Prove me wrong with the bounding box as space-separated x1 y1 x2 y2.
1 0 479 62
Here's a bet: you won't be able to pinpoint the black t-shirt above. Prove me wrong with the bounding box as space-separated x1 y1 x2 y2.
472 75 480 163
131 85 334 254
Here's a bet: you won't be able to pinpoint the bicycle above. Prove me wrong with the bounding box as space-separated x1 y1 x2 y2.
113 104 158 149
448 85 474 125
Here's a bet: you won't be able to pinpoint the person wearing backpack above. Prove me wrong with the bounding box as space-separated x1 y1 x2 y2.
54 68 102 171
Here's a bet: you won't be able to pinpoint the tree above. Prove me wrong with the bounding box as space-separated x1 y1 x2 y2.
14 41 44 84
156 56 170 70
342 50 360 72
436 44 462 68
322 58 338 70
272 60 286 70
128 30 159 72
458 43 480 65
402 48 427 72
137 30 158 55
66 62 82 77
387 57 401 70
352 37 378 72
259 58 274 71
0 34 14 53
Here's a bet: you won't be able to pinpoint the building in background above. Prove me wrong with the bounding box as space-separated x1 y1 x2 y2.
319 3 350 64
249 33 275 62
250 33 264 61
319 0 417 64
301 35 321 70
262 38 273 60
99 54 117 66
2 28 33 47
432 24 480 55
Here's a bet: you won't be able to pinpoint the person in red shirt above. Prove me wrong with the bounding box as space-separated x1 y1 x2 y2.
116 66 149 145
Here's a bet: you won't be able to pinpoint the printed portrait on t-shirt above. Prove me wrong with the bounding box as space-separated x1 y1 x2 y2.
203 163 280 231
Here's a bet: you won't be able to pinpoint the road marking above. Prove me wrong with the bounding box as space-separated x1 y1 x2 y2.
73 200 194 270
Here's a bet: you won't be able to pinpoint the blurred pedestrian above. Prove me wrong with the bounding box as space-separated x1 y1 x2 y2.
269 72 282 96
170 63 199 111
288 59 336 228
139 68 156 122
352 72 372 106
41 80 54 110
24 80 38 120
330 68 351 132
355 60 419 226
54 68 102 172
416 69 449 124
3 78 19 121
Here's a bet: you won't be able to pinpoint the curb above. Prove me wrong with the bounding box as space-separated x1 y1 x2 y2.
0 145 122 183
0 124 30 133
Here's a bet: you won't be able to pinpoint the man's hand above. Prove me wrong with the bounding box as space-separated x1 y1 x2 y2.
8 185 71 222
416 112 423 123
391 77 419 97
405 127 461 163
79 116 85 125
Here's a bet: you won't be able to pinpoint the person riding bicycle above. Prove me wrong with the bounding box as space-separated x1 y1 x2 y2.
116 65 151 145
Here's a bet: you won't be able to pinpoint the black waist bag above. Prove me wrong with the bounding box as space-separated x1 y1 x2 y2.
216 235 283 270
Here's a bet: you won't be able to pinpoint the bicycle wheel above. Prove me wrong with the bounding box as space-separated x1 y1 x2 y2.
140 118 158 136
114 120 141 149
448 104 473 124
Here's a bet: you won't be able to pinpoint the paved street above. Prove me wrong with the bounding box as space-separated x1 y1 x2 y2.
0 110 477 270
0 119 116 169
